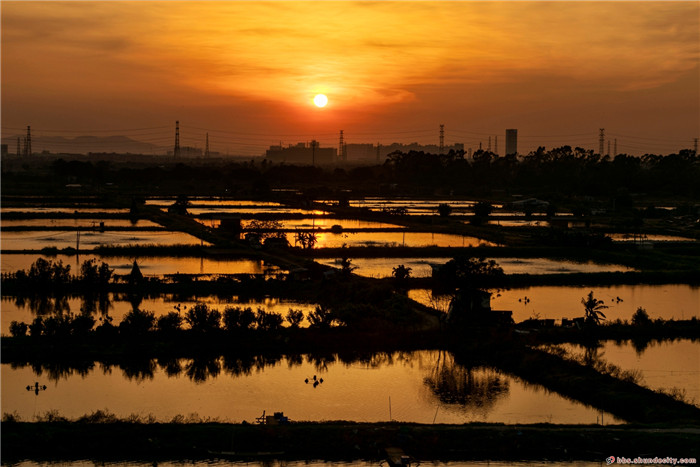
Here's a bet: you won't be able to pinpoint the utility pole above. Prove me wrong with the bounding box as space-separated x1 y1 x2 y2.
488 136 491 152
439 124 444 154
607 140 611 157
16 137 21 157
494 136 498 156
205 133 210 157
614 139 617 157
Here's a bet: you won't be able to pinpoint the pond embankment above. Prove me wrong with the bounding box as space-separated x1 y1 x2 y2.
3 420 699 463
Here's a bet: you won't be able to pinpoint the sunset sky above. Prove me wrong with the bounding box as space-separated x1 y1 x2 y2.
2 1 699 156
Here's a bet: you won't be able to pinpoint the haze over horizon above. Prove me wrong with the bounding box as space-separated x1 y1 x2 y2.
2 1 698 157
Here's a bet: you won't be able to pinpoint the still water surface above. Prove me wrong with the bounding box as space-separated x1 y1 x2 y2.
287 232 496 249
1 231 209 250
557 340 700 406
409 284 700 322
1 219 162 228
0 350 620 425
319 257 634 279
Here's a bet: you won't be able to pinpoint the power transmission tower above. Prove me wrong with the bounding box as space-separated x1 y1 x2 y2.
439 124 444 154
599 128 605 156
174 121 181 158
25 126 32 156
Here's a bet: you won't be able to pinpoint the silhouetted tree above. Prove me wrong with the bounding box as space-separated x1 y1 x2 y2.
581 291 608 326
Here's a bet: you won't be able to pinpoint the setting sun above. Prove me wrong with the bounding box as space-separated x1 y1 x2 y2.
313 94 328 108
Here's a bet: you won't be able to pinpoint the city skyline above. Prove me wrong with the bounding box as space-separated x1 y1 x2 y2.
2 1 699 156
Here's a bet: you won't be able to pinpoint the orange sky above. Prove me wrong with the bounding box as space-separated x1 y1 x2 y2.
2 1 699 156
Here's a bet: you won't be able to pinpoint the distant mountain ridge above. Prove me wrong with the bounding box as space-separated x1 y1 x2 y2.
1 134 168 155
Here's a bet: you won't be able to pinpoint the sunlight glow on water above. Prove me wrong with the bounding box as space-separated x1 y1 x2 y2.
0 351 620 425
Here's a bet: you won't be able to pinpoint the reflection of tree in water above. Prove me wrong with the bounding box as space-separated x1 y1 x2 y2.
157 356 182 377
423 352 509 415
21 360 95 382
80 293 113 316
119 359 156 382
185 356 221 383
27 295 71 316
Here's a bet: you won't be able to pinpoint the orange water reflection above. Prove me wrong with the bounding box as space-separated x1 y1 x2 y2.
0 350 620 425
409 285 699 322
556 340 700 406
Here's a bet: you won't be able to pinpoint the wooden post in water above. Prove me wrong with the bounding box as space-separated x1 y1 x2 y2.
389 396 392 421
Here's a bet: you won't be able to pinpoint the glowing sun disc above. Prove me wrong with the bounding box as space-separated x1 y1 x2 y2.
313 94 328 107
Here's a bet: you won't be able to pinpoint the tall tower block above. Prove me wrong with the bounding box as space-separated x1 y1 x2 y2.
505 129 517 156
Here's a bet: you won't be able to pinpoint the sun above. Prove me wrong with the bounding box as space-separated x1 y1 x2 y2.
313 94 328 107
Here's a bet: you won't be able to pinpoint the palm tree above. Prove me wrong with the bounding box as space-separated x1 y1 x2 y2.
581 291 608 325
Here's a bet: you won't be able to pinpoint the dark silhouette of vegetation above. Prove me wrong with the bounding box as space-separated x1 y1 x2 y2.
581 291 608 326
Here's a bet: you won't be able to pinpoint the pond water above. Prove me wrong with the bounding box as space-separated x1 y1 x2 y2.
0 254 282 276
1 219 162 228
187 207 329 216
287 232 496 249
1 231 210 250
317 257 634 279
0 350 620 425
409 284 700 322
1 207 130 214
1 294 317 334
607 233 696 243
198 218 405 230
555 340 700 407
146 199 284 207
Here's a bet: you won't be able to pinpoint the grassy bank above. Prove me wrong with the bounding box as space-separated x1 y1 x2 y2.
3 419 699 463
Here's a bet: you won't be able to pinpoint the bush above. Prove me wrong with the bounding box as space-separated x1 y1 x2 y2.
119 309 156 336
157 311 183 334
9 321 28 337
223 306 255 331
254 308 283 332
632 307 651 326
185 304 221 333
285 309 305 329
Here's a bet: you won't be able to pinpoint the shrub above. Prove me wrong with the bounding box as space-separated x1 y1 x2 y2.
119 309 156 336
285 308 305 329
9 321 28 337
632 307 651 326
157 311 183 334
223 306 255 331
185 304 221 333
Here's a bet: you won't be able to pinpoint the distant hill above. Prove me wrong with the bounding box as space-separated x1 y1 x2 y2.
1 134 168 155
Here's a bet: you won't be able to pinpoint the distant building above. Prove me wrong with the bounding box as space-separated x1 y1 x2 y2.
505 129 517 156
265 141 336 165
